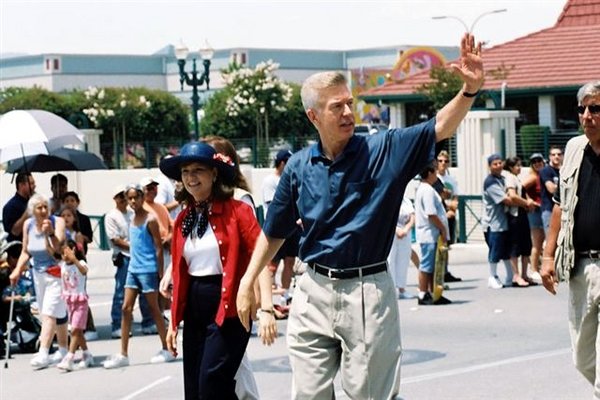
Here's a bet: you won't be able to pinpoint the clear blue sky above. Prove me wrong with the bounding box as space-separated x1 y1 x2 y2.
1 0 567 55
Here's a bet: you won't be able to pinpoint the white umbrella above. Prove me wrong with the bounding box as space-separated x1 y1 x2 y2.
0 109 84 164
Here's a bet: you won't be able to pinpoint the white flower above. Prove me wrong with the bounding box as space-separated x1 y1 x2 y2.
98 89 105 100
106 109 115 117
259 107 265 114
139 95 147 104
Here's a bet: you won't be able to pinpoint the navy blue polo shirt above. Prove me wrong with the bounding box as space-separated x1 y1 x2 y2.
263 118 436 268
2 192 28 242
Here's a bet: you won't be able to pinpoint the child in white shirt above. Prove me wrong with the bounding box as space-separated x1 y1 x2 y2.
57 239 93 371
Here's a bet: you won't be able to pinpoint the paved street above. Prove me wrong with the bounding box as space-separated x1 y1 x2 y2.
0 248 591 400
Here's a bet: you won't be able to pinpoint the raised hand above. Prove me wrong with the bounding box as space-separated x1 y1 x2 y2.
450 33 484 93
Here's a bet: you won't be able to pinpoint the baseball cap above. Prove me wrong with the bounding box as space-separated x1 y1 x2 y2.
139 176 159 187
111 185 126 199
487 153 502 165
529 153 544 162
275 149 293 167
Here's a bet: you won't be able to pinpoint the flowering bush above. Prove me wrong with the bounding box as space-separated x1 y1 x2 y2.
224 60 292 119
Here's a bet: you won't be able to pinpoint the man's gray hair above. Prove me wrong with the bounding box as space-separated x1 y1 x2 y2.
300 71 348 111
27 193 48 216
577 81 600 103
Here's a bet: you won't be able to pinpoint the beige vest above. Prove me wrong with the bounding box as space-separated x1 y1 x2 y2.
555 134 589 281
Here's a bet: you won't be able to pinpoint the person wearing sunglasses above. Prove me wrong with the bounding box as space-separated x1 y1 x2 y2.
541 81 600 398
434 150 462 283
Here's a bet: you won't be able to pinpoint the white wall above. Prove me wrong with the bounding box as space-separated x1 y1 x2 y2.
0 166 274 219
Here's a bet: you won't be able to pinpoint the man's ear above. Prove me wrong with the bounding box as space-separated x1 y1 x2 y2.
306 108 318 126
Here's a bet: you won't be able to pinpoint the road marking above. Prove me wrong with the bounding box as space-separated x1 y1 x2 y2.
402 348 571 384
119 375 171 400
333 348 571 398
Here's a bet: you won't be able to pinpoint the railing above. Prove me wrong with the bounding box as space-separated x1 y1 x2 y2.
98 135 316 169
89 215 109 251
457 195 484 243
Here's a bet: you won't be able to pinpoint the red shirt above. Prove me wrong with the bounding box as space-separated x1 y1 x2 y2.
170 198 260 329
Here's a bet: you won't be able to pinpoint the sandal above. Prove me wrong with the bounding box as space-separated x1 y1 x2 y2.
273 304 289 320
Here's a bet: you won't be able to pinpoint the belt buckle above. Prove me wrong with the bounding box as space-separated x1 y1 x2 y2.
327 267 342 280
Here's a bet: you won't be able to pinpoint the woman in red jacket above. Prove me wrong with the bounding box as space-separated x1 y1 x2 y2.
160 142 273 399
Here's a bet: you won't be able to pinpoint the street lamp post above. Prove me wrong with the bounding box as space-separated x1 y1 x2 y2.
432 9 507 33
175 40 214 140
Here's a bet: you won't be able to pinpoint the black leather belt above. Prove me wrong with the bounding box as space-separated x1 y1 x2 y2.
577 250 600 260
308 262 387 280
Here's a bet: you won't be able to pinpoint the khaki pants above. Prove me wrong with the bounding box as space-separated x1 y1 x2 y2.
569 258 600 399
287 266 402 400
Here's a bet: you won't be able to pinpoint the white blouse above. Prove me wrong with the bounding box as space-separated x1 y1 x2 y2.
183 223 223 276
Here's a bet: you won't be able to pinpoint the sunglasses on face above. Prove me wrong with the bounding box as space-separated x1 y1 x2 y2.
437 159 449 164
577 104 600 115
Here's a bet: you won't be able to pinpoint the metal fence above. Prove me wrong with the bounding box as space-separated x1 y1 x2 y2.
98 135 317 169
96 126 580 170
457 195 484 243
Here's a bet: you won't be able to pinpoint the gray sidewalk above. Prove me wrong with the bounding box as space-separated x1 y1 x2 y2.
0 247 591 400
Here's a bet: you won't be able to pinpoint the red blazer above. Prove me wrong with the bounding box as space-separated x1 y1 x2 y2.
170 198 260 329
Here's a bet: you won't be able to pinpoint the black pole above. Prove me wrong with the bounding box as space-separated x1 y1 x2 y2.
191 59 200 140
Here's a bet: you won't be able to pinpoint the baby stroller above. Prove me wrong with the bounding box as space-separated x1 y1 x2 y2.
6 300 41 353
2 278 41 355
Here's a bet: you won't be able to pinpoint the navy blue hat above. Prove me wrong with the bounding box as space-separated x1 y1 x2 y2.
159 142 235 183
487 153 502 165
274 149 293 167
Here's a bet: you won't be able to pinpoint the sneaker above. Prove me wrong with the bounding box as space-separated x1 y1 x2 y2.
49 349 66 365
111 329 132 338
488 276 504 289
433 296 453 305
398 291 416 299
444 272 462 282
103 353 129 369
57 354 75 372
150 349 176 364
530 271 543 283
30 353 50 370
78 352 94 369
142 324 158 335
418 292 434 306
84 331 99 341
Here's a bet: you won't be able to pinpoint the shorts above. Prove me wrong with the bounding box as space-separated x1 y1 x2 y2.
67 301 89 330
527 208 543 230
418 242 437 274
541 209 553 235
125 271 158 293
484 229 510 263
32 270 67 319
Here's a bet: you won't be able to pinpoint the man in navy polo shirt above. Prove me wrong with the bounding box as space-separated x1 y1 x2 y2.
2 172 36 242
237 33 484 399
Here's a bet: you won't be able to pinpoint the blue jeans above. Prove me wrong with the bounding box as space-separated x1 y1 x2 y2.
111 255 153 331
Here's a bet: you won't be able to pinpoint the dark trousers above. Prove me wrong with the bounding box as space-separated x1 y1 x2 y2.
183 275 250 400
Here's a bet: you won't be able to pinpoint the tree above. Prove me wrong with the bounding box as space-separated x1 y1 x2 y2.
416 66 464 112
0 86 71 117
200 61 315 165
81 86 189 167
